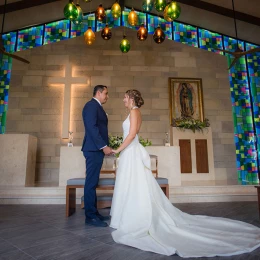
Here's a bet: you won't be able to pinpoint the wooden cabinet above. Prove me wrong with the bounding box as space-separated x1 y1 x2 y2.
171 127 215 182
179 139 209 174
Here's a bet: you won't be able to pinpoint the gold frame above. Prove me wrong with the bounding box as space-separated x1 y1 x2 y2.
168 77 204 125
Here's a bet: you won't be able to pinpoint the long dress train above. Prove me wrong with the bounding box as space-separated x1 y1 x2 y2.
110 114 260 258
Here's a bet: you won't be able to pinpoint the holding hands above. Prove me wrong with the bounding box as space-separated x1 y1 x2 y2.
103 146 121 156
103 146 120 155
112 149 119 154
103 146 113 155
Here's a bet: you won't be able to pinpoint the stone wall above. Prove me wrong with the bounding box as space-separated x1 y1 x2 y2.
7 27 236 185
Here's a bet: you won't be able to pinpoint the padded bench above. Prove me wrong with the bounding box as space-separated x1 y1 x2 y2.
66 177 169 217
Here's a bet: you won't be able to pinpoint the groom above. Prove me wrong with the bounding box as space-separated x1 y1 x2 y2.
82 85 112 227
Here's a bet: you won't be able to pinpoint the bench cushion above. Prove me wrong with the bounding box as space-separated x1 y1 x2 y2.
67 178 85 185
67 177 168 185
67 178 115 186
156 177 168 185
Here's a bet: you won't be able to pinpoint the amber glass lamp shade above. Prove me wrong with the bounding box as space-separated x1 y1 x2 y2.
84 27 95 45
101 24 112 40
128 8 138 26
137 24 148 41
64 0 78 21
120 35 131 53
111 1 121 19
163 5 171 22
95 4 106 22
153 26 165 44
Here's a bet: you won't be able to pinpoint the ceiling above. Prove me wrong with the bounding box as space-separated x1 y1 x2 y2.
0 0 259 45
202 0 260 18
1 0 260 22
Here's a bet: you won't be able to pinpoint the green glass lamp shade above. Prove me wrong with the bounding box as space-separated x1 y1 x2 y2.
137 24 148 41
64 1 78 21
120 35 131 53
111 1 121 19
165 1 181 20
142 0 153 12
73 4 83 25
154 0 167 12
101 24 112 40
153 26 165 44
95 4 106 22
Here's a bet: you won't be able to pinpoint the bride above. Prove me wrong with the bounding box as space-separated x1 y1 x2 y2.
109 89 260 258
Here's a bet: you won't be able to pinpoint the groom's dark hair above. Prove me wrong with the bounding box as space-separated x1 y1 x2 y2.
93 85 107 96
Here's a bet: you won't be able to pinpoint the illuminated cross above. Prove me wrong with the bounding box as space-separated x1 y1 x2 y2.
47 63 89 139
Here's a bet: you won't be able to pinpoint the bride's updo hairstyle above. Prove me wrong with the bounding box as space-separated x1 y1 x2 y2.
126 89 144 108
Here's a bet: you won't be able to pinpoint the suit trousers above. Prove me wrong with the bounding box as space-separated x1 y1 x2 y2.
83 151 104 219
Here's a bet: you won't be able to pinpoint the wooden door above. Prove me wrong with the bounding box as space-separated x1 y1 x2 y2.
179 139 192 173
195 139 209 173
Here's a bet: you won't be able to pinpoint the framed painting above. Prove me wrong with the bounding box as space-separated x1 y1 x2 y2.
168 78 204 124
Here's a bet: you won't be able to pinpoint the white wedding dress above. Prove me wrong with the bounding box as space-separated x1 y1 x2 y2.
110 113 260 258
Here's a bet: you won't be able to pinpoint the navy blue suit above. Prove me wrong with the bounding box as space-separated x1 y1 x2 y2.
82 98 108 218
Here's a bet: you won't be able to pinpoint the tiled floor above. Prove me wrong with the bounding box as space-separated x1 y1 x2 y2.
0 202 260 260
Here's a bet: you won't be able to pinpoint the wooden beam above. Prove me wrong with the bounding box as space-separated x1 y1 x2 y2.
0 0 62 14
118 0 125 8
178 0 260 27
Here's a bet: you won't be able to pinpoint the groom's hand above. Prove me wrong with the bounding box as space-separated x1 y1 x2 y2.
103 146 112 155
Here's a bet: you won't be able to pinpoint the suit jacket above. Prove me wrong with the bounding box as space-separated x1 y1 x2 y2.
81 98 108 152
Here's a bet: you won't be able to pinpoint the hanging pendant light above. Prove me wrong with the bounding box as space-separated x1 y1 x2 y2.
95 4 106 22
128 8 138 26
154 0 167 12
137 24 148 41
164 1 181 21
64 0 78 21
84 26 95 45
120 35 131 53
83 0 92 2
111 1 121 20
101 24 112 40
153 26 165 44
163 5 172 22
142 0 153 12
73 3 83 25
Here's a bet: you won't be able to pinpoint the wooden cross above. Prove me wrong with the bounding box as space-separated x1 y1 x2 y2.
47 63 89 139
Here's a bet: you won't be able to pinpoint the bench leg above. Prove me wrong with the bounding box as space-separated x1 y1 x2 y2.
66 186 76 217
161 185 169 199
165 184 169 199
257 189 260 220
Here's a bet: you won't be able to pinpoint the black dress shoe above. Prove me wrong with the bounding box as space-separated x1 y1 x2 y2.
85 217 108 227
97 213 110 221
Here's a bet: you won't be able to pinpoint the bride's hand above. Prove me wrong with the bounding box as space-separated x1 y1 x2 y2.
112 149 119 154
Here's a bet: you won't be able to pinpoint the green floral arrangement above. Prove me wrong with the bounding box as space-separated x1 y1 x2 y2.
139 136 152 147
172 117 210 133
108 135 123 150
108 134 152 156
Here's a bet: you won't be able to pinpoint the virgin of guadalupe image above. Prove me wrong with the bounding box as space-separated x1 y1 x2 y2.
180 83 194 118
